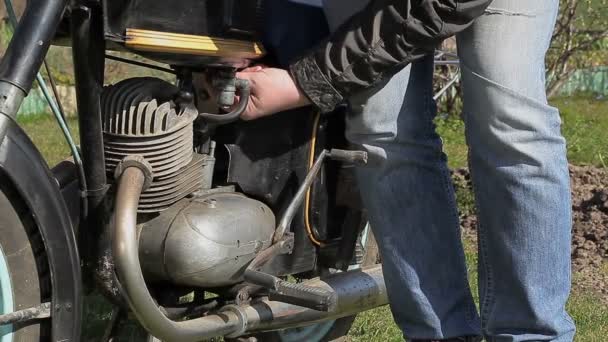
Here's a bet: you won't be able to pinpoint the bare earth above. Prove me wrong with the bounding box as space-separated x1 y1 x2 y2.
453 165 608 304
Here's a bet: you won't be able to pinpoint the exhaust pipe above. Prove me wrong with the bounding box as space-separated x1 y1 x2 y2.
113 158 388 342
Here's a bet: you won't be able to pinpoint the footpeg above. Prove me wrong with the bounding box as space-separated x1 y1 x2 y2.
327 149 368 166
244 269 336 312
269 278 336 312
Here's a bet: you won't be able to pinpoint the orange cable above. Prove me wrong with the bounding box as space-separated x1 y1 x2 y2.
304 112 323 246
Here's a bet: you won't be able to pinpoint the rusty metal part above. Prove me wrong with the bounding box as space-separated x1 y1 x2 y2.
0 302 51 326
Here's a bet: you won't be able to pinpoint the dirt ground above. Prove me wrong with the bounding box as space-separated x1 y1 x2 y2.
452 165 608 303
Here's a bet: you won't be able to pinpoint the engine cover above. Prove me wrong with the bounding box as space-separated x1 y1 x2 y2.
138 190 275 287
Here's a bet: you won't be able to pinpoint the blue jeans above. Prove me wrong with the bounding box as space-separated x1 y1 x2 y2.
324 0 575 340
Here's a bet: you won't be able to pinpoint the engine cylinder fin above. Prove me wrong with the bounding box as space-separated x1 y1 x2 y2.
104 143 192 166
143 169 204 194
104 136 190 150
101 77 203 212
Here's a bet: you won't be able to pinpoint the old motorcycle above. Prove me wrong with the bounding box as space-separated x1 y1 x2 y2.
0 0 388 341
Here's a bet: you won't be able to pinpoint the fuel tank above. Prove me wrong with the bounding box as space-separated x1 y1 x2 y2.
138 190 276 287
103 0 265 67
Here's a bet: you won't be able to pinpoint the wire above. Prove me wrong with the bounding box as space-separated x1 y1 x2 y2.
43 60 66 121
4 0 89 218
304 112 323 246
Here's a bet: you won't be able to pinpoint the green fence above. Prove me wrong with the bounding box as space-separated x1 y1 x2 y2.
558 67 608 97
16 85 76 117
17 88 48 116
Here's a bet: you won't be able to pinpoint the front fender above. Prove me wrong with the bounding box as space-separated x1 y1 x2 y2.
0 113 81 342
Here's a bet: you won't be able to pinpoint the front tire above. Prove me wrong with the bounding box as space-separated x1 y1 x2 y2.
0 181 50 341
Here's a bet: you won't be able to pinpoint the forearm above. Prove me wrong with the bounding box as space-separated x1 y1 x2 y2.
290 0 492 113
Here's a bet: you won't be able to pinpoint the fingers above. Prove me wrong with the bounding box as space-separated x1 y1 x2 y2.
240 65 265 73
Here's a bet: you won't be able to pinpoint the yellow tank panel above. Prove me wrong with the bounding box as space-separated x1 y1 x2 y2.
125 28 265 59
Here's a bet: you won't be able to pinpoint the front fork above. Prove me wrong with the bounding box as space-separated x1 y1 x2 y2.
0 0 68 125
0 0 108 258
0 0 104 339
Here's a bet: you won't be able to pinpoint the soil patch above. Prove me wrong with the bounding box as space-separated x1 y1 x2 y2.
452 165 608 302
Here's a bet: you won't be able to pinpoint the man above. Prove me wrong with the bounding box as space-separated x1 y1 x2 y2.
236 0 575 340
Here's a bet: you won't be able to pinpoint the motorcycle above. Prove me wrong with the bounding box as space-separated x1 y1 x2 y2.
0 0 388 341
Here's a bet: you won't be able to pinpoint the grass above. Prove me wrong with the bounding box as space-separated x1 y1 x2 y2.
16 114 80 167
15 94 608 341
436 95 608 169
349 237 608 341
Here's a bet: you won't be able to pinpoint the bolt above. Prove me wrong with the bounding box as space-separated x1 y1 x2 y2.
253 240 263 253
204 199 217 208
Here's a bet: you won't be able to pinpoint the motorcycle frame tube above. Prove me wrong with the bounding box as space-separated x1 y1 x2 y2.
114 166 388 340
70 2 110 293
71 2 107 228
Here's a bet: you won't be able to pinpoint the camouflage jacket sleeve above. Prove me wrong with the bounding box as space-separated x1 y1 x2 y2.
289 0 492 113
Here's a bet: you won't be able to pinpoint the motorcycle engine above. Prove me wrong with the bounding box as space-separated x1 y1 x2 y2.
101 77 275 287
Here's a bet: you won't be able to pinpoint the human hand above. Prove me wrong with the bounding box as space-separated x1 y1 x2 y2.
234 66 311 120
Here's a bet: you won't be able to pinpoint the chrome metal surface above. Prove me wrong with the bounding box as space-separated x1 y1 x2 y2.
139 192 275 287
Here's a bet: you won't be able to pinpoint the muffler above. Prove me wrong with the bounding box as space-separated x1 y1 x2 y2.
113 158 388 342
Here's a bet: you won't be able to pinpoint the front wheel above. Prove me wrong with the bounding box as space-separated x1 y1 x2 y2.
0 182 51 342
253 225 379 342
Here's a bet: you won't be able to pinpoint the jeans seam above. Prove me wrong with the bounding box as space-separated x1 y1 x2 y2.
427 85 479 333
467 157 495 330
439 158 479 331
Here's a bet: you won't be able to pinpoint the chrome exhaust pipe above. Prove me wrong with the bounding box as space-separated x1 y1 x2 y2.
113 159 388 341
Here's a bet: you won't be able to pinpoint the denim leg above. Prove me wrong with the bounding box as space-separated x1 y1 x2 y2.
456 0 575 340
345 55 481 339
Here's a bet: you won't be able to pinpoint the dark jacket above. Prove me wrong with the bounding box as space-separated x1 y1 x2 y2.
289 0 492 113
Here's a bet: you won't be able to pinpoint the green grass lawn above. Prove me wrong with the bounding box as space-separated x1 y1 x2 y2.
15 95 608 341
438 95 608 169
349 237 608 341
